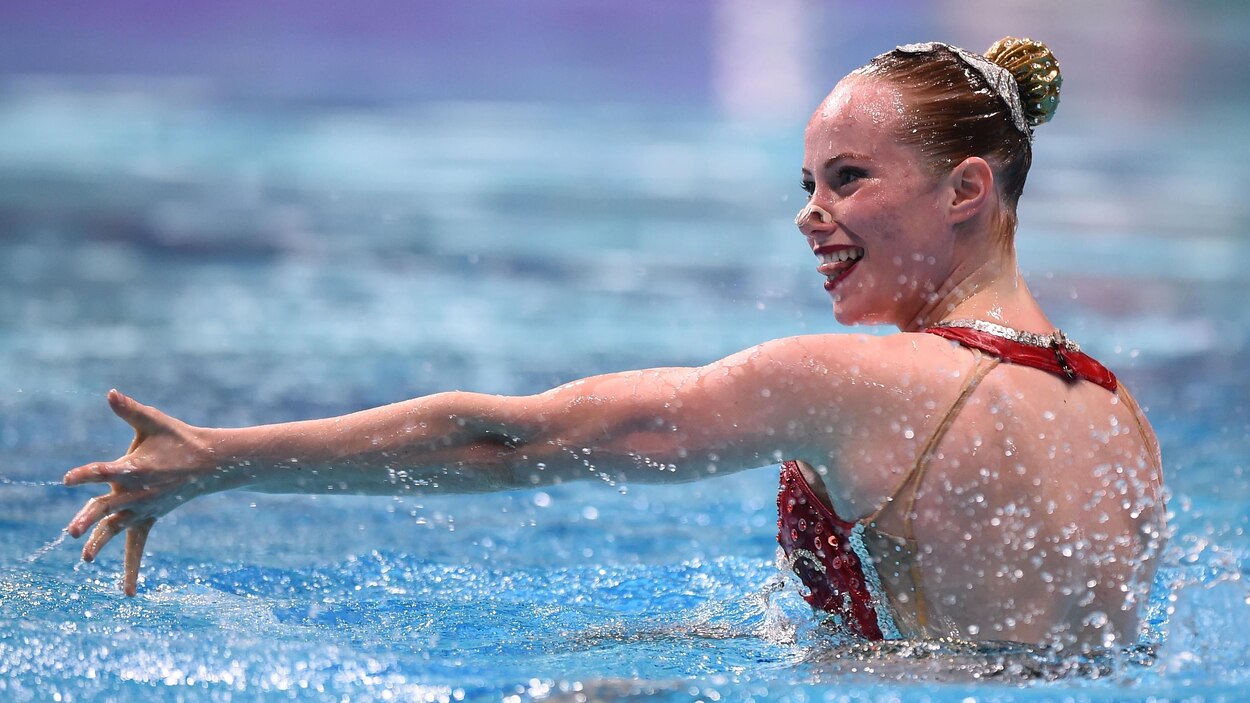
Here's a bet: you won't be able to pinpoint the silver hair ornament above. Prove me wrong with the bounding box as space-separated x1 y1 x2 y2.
894 42 1031 138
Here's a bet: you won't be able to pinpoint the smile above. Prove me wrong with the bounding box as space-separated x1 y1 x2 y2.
814 245 864 290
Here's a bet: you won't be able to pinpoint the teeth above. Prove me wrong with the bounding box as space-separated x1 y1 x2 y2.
818 247 864 264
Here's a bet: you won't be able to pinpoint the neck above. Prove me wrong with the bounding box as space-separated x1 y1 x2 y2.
901 250 1052 334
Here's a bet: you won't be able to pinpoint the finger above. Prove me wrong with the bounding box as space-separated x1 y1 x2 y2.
66 491 133 538
64 460 128 487
122 517 156 597
82 510 134 562
108 389 166 437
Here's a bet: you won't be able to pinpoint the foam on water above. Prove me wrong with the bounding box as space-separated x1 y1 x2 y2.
2 541 1247 702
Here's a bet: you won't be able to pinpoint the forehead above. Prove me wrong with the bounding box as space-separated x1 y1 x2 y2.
803 76 907 163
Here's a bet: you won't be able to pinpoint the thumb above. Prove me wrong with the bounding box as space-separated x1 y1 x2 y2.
107 389 166 437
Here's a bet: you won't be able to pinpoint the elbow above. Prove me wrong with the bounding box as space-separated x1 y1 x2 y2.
453 392 591 490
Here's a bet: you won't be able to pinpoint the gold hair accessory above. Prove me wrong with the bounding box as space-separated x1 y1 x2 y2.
985 37 1062 127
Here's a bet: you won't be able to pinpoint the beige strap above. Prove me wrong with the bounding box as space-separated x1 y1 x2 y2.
1115 386 1163 475
1115 383 1167 531
866 349 998 631
869 349 1000 534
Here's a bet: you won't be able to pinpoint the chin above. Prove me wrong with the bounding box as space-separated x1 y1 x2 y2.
832 276 930 329
832 299 890 327
832 303 860 326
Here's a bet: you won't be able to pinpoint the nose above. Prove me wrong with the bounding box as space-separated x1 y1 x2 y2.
795 202 833 233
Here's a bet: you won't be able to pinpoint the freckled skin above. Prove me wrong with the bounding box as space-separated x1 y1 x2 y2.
803 77 953 327
64 71 1164 649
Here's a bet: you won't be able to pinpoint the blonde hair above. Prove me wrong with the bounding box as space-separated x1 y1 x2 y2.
858 37 1063 238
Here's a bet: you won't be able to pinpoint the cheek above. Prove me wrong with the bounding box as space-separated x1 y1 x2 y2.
858 209 914 280
876 201 946 284
851 185 926 244
842 187 947 298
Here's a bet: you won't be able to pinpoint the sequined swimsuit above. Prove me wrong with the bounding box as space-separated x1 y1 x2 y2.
776 324 1129 640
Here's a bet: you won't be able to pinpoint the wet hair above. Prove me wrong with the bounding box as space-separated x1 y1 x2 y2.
857 37 1063 237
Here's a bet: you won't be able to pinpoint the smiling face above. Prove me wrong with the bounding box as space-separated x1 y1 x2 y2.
799 75 957 328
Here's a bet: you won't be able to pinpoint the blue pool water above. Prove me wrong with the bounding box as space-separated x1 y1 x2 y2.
2 93 1248 703
3 5 1250 701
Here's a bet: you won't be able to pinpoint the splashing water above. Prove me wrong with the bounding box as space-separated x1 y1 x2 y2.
0 476 63 487
24 531 68 564
2 51 1250 700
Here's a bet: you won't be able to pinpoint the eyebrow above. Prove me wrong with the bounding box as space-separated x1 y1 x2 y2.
802 152 872 175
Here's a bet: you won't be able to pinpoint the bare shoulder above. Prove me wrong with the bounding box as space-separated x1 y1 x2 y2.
705 332 977 437
729 332 973 388
719 332 981 495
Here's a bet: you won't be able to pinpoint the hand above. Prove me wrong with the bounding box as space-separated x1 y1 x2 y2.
64 390 222 596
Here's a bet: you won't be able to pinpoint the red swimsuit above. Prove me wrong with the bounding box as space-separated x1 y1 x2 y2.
776 325 1119 640
778 459 891 638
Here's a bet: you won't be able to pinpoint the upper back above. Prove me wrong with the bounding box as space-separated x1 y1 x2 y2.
808 332 1166 646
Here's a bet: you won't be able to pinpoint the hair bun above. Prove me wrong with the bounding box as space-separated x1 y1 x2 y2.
984 37 1062 127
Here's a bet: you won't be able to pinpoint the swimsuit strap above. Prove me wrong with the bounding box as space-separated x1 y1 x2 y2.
864 348 999 631
1113 385 1169 568
926 323 1117 391
868 348 1001 531
1115 385 1164 476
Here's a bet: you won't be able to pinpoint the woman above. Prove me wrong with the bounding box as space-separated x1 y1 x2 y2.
64 38 1165 651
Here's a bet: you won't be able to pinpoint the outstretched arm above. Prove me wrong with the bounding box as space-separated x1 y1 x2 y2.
64 334 873 594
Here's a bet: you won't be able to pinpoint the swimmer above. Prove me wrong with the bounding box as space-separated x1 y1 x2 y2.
63 37 1165 651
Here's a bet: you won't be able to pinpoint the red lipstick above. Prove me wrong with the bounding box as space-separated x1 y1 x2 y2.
813 244 863 292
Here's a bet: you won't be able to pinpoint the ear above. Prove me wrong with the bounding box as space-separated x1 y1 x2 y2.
945 156 995 225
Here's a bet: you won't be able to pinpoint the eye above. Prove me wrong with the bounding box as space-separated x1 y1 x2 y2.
835 168 866 188
801 179 815 197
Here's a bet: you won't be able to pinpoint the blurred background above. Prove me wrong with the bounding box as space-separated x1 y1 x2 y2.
2 1 1250 699
3 0 1247 400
